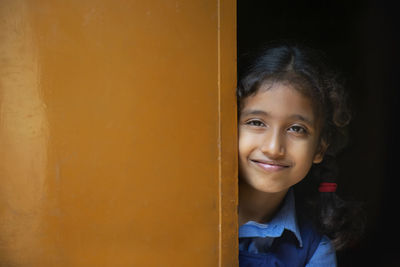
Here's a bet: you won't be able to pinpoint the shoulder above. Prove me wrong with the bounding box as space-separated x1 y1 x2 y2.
306 235 337 267
295 215 324 261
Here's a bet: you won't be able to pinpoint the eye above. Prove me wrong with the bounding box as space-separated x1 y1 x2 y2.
245 119 266 127
288 125 308 134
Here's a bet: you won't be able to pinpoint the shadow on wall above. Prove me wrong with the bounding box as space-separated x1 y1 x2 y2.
238 1 400 266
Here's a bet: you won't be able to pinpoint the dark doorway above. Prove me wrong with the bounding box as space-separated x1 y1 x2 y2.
238 1 400 266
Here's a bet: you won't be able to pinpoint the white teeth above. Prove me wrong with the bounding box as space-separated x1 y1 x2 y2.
253 160 286 167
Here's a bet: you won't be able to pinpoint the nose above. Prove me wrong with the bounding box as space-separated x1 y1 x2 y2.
260 129 285 158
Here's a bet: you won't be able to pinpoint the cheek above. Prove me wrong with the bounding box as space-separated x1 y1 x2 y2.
290 144 318 176
238 131 258 160
289 136 320 156
238 136 249 162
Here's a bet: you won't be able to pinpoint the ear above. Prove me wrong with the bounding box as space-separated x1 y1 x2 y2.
313 139 329 164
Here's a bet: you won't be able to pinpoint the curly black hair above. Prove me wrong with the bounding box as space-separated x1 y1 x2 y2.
237 41 364 250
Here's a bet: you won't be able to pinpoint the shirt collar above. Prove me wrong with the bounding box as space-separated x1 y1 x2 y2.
238 188 303 247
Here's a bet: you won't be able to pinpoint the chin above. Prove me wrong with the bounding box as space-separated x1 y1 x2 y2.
251 181 289 194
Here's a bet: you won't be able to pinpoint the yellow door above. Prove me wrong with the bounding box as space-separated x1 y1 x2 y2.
0 0 237 266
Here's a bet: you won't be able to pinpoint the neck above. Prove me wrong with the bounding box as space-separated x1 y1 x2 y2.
238 181 288 226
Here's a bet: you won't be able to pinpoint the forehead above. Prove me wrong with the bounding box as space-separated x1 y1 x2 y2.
240 83 316 123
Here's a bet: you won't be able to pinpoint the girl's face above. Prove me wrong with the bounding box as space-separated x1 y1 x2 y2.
238 83 325 194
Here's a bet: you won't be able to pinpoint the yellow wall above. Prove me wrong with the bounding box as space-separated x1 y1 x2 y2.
0 0 236 266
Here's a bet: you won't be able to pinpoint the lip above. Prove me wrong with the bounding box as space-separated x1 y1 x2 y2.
250 159 290 172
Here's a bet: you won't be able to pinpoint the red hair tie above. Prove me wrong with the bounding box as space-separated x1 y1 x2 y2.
318 182 337 193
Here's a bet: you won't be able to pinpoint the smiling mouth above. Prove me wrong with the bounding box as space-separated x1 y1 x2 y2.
250 159 290 172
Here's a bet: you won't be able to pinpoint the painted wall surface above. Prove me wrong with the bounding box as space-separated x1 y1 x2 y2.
0 0 237 266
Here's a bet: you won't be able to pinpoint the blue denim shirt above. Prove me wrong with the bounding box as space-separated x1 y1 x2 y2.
239 189 337 266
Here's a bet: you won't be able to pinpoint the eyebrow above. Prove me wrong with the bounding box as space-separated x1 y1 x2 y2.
288 114 314 125
240 109 314 125
240 109 268 117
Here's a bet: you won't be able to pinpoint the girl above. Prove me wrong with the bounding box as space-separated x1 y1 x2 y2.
237 42 363 266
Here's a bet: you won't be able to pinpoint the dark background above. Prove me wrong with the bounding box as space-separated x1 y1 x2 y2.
238 0 399 266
